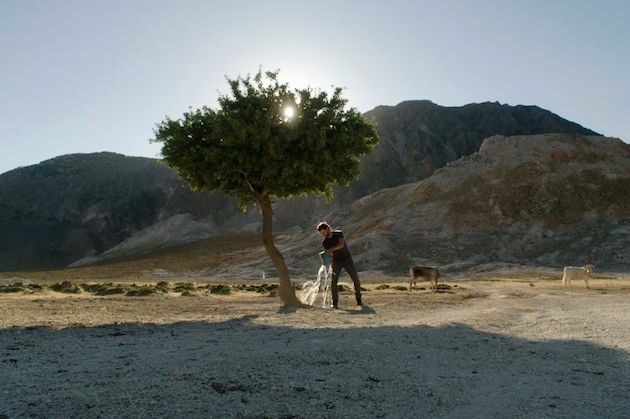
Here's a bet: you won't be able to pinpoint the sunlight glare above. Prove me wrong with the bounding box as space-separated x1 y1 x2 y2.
283 105 295 120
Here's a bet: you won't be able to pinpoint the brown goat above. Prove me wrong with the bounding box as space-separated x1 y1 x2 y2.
409 266 439 292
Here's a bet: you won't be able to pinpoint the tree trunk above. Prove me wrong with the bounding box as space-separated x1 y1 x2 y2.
258 195 301 307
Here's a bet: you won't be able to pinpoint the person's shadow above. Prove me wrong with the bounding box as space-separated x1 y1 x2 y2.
344 304 376 314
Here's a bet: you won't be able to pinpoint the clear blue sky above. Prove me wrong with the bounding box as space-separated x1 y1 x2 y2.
1 0 629 175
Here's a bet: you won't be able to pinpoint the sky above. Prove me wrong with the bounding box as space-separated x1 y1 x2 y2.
1 0 629 175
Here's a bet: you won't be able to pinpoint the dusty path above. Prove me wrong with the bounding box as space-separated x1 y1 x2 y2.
1 279 629 418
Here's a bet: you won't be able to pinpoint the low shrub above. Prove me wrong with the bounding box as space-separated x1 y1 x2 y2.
210 284 231 295
96 286 126 296
155 281 171 293
0 285 24 293
50 281 81 293
125 287 156 297
173 282 196 293
80 283 126 295
255 284 278 294
0 283 43 293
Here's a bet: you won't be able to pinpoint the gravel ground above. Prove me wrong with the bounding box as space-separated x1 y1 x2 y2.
1 278 629 418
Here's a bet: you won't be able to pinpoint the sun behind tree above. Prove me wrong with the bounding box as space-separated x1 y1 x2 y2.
282 105 295 120
152 69 379 306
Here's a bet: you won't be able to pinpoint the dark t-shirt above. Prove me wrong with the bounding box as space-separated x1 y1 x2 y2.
322 230 352 262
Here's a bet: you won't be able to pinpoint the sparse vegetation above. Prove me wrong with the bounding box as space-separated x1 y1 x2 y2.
436 283 453 292
4 281 287 297
125 286 156 297
209 285 231 295
155 281 171 293
0 285 24 293
231 283 278 294
81 283 125 295
50 281 81 293
96 286 127 296
173 282 196 293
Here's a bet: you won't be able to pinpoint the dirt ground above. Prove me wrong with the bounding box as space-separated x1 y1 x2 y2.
1 274 630 418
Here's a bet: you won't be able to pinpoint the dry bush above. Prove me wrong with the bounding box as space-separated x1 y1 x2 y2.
209 284 231 295
125 286 156 297
50 281 81 294
0 284 25 293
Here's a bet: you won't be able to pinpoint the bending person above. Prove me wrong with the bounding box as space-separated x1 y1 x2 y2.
316 221 362 309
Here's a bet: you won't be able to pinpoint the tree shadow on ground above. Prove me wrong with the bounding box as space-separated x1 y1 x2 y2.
1 318 629 418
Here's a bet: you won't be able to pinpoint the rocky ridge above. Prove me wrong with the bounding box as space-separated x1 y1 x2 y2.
0 102 617 273
233 134 630 277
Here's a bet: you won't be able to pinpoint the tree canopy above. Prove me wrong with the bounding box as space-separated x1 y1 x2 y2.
154 70 378 205
152 69 379 306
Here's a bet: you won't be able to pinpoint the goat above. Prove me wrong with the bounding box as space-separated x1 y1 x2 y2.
409 266 440 292
562 265 595 289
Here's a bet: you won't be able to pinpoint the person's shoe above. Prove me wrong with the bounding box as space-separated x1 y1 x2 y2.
357 301 363 306
330 304 339 309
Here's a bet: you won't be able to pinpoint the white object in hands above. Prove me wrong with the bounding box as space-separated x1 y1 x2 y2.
300 264 333 307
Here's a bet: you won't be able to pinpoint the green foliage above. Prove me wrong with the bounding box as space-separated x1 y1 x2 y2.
152 69 379 207
0 280 320 296
50 281 81 293
209 284 231 295
85 283 126 295
125 286 156 297
0 285 24 293
95 286 126 296
155 281 171 293
231 283 278 294
173 282 196 293
0 283 41 293
255 283 278 294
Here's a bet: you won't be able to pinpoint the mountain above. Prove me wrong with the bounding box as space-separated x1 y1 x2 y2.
341 101 600 204
0 101 610 272
0 153 259 271
257 133 629 276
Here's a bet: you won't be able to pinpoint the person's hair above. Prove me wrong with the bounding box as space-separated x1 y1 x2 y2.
316 221 330 231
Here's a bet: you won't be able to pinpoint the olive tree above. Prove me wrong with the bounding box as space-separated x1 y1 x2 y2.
152 70 379 306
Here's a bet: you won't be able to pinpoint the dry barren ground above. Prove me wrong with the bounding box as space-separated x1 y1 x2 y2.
1 274 629 418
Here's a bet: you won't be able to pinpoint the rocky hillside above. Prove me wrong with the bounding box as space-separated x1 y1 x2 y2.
0 101 608 272
0 153 259 271
342 101 600 204
264 133 629 277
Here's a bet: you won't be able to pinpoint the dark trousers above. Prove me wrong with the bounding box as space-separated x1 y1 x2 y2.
331 258 362 306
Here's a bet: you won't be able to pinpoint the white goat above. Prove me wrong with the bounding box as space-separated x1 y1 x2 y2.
409 266 440 292
562 265 595 289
